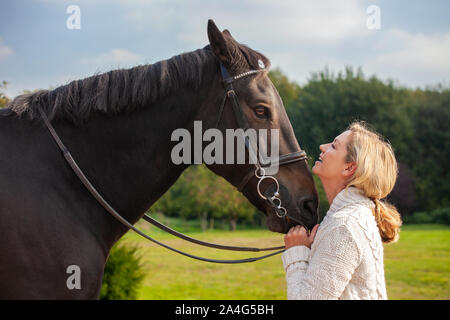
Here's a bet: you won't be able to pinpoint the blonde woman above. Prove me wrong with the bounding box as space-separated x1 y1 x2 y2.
282 121 402 300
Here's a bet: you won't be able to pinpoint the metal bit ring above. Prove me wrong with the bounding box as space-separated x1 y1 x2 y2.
256 175 280 200
255 167 265 179
276 206 287 218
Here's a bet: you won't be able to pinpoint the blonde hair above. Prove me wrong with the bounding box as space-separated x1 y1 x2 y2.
345 121 402 244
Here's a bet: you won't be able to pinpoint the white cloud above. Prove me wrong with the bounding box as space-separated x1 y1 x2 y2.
366 29 450 80
330 28 450 88
17 1 450 91
0 37 13 61
79 48 143 68
113 1 450 87
119 0 369 46
232 0 368 42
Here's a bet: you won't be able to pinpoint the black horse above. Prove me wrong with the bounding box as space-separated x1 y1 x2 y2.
0 20 318 299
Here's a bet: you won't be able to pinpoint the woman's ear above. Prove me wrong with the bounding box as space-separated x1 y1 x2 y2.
342 162 357 178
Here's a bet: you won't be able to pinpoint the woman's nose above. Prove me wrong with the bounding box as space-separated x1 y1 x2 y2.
319 144 326 152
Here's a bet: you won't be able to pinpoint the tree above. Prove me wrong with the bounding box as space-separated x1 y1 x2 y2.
0 81 9 108
100 240 145 300
186 165 218 231
270 67 426 217
286 67 415 164
410 88 450 210
269 68 301 108
150 164 258 231
209 174 256 231
151 67 449 224
387 163 417 215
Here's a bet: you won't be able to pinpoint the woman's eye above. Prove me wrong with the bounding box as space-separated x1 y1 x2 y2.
254 106 268 118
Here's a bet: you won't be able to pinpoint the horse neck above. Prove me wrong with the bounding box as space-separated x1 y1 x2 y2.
57 59 223 248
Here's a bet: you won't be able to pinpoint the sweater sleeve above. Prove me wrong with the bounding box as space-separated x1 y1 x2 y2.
281 223 361 300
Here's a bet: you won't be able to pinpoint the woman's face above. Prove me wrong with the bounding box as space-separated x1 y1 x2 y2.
312 130 354 181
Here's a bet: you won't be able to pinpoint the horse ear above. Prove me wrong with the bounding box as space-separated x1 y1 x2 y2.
207 19 234 65
222 29 232 37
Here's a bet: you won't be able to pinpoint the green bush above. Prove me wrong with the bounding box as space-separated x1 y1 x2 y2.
403 212 434 224
430 207 450 225
100 241 146 300
403 207 450 225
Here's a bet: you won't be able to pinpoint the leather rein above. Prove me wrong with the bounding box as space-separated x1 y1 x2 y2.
37 61 308 264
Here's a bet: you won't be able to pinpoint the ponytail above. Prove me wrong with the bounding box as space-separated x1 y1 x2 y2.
373 199 402 244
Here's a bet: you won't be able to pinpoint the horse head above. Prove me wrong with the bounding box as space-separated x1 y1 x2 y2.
204 20 319 233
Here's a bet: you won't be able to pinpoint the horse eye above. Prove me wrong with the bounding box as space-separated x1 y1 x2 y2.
254 106 268 118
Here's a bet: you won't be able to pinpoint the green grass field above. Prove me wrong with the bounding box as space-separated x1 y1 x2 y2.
119 223 449 300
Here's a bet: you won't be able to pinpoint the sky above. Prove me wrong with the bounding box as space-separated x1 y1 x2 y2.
1 0 449 98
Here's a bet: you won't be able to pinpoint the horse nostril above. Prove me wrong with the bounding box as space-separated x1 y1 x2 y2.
299 197 317 218
305 200 317 216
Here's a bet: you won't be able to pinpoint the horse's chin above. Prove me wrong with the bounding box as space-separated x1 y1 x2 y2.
265 211 297 234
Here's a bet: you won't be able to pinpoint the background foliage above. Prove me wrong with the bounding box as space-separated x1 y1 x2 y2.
1 65 448 226
100 241 146 300
151 66 449 225
275 67 449 216
0 81 9 109
3 67 448 300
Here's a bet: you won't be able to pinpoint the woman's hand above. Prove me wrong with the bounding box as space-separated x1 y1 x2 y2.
284 224 320 249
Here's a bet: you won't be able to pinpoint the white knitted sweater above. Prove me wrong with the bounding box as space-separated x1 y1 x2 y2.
281 187 387 300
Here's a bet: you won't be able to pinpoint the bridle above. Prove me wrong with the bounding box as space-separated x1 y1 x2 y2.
216 61 308 224
37 60 309 264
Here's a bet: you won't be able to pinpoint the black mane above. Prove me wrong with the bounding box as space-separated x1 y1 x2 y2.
8 45 270 124
8 48 215 124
